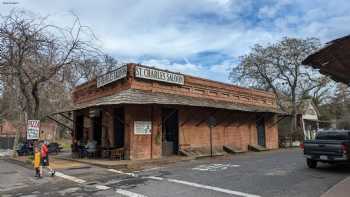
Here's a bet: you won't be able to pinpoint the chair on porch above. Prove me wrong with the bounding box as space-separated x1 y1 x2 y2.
110 148 124 160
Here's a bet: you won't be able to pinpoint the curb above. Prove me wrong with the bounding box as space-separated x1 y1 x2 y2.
55 156 128 169
321 176 350 197
55 156 196 170
4 157 33 170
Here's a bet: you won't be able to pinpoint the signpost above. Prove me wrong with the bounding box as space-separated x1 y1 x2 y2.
207 116 217 157
27 120 40 140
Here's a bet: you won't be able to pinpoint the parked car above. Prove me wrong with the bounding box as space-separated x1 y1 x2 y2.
302 129 350 168
16 142 34 156
48 142 63 154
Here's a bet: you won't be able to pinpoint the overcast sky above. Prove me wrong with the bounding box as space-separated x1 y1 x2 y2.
1 0 350 83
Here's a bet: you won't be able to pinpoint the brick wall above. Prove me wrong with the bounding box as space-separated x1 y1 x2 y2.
178 107 278 152
124 105 278 160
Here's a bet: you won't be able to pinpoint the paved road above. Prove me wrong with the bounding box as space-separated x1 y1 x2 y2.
1 148 350 197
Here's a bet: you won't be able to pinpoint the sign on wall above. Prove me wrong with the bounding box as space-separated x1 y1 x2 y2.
27 120 40 140
135 66 184 85
97 65 127 88
134 121 152 135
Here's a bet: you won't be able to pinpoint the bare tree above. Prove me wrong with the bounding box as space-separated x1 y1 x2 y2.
0 10 98 120
230 37 331 136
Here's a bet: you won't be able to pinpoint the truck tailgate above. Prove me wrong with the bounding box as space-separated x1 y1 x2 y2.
304 140 344 156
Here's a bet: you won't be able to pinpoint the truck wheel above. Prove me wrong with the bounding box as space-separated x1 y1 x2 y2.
307 159 317 168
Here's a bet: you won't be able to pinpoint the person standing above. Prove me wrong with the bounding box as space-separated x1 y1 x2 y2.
33 146 41 178
41 141 55 176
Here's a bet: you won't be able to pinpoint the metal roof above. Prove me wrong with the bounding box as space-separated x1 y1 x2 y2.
71 89 281 113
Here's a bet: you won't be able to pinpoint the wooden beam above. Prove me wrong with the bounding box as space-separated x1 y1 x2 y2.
236 113 257 127
163 109 177 123
268 115 288 128
195 110 217 127
224 113 239 127
216 111 233 127
58 113 73 122
47 116 73 131
180 109 194 127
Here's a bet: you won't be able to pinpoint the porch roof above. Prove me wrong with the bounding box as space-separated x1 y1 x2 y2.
71 89 281 113
302 35 350 85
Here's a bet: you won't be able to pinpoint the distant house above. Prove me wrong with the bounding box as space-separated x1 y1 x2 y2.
0 120 26 137
278 99 320 145
0 120 58 141
297 100 319 140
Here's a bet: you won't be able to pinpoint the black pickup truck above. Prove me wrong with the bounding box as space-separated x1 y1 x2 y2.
302 130 350 168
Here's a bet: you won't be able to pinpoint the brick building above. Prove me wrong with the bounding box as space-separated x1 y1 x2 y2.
71 63 279 160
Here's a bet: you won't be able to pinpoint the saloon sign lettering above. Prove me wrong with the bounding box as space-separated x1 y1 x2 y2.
97 65 127 88
135 66 184 85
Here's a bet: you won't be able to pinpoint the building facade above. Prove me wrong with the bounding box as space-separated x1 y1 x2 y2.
72 63 279 160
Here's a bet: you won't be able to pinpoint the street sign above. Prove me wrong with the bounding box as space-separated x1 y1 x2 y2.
207 116 217 128
27 120 40 140
207 116 217 157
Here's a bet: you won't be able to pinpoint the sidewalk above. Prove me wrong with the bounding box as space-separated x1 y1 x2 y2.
55 154 196 171
321 176 350 197
6 154 90 170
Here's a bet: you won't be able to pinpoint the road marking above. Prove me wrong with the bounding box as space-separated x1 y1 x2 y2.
133 167 165 173
56 171 112 191
192 163 240 171
146 176 164 180
95 185 111 190
167 178 260 197
108 169 138 177
116 189 148 197
55 172 86 184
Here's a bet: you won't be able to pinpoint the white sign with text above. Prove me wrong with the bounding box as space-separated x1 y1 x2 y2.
134 121 152 135
97 65 127 88
135 66 184 85
27 120 40 140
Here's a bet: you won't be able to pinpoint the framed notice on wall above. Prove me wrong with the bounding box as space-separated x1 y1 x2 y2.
134 121 152 135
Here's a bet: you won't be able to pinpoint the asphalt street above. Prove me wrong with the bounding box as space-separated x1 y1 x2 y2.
1 148 350 197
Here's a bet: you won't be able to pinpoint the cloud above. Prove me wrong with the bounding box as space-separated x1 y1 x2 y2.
0 0 349 83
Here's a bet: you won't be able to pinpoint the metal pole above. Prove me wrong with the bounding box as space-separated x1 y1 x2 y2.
210 127 213 157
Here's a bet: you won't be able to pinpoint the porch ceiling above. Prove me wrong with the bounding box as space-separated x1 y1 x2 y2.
72 89 281 113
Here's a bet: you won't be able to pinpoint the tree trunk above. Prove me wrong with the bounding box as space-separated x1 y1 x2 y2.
12 113 25 158
290 92 298 142
12 127 20 158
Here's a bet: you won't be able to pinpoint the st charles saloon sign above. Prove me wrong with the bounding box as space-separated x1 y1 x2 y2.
135 66 184 85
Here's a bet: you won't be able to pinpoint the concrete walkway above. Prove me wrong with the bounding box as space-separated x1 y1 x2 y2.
55 154 195 170
321 176 350 197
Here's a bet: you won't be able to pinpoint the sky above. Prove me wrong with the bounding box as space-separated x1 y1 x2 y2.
1 0 350 83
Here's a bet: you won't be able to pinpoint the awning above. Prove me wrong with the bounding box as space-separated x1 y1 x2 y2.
302 35 350 85
71 89 281 113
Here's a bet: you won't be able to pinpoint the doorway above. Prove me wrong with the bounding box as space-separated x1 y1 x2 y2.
114 108 125 148
75 115 84 142
162 108 179 156
256 115 266 147
92 115 102 145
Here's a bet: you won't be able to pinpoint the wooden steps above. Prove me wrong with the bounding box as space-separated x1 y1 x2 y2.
248 144 267 152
